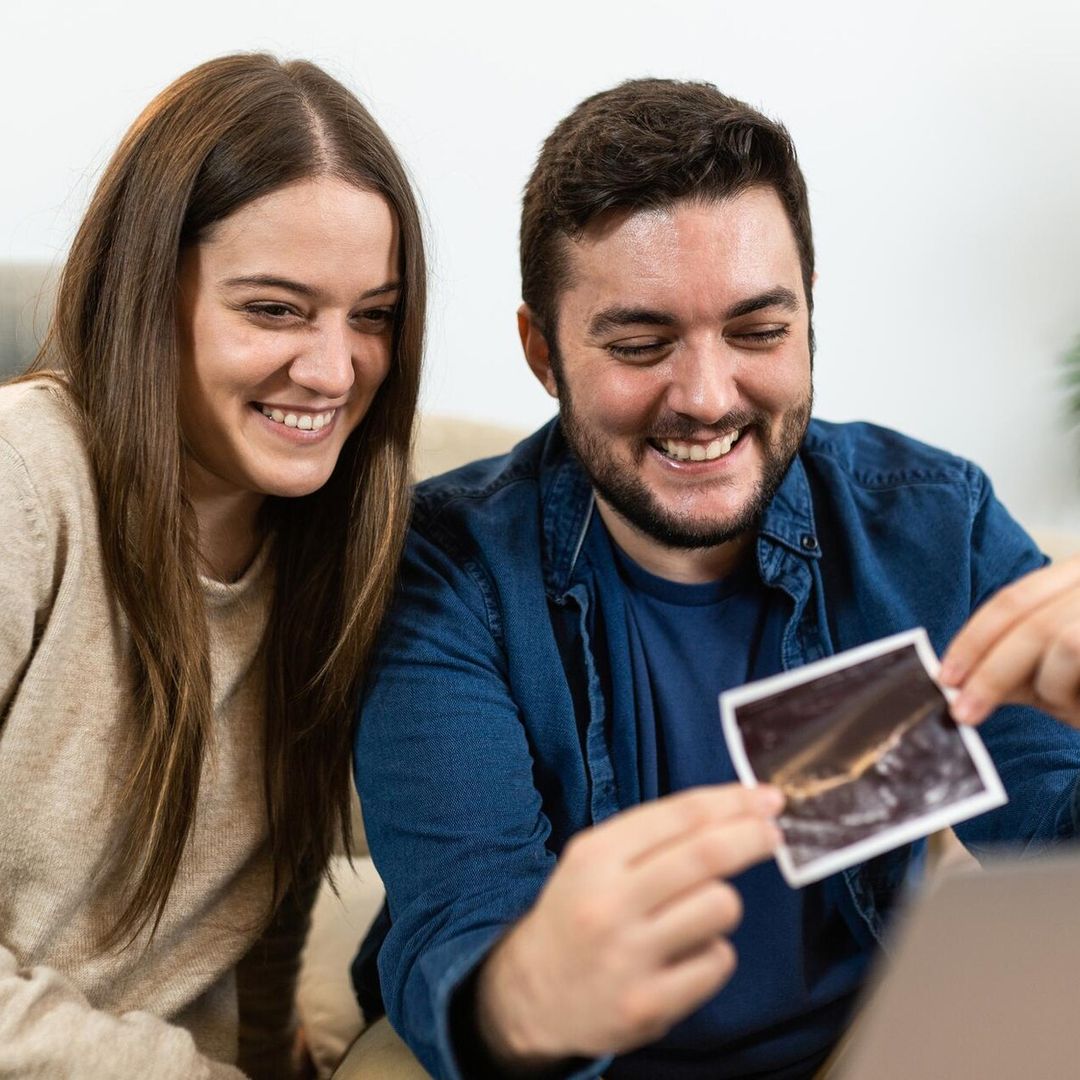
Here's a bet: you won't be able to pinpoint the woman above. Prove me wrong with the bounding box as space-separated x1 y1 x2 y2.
0 54 423 1077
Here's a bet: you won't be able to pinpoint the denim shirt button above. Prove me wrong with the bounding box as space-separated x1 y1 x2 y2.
800 534 819 552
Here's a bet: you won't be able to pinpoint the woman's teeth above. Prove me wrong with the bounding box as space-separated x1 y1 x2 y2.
259 406 336 431
658 429 742 461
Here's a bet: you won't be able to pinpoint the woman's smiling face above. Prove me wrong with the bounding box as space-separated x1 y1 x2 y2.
176 176 400 508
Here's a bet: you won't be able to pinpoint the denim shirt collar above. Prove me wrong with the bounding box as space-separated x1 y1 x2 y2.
537 419 822 599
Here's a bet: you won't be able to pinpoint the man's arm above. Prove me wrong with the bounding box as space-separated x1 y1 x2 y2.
942 469 1080 853
354 528 781 1079
355 525 570 1078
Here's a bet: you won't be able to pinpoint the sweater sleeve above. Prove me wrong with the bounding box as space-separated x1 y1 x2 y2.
0 432 246 1079
0 435 51 722
0 947 246 1079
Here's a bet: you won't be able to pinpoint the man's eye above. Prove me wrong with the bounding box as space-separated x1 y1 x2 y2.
732 326 790 346
607 341 666 360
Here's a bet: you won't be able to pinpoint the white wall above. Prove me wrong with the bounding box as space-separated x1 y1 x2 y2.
5 0 1079 531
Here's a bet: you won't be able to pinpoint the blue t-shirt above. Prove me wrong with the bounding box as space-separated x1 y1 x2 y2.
604 534 872 1080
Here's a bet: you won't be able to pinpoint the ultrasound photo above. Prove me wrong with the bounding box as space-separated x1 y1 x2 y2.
720 629 1007 887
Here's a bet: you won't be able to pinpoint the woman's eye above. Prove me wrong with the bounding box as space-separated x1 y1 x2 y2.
355 307 396 331
245 302 298 321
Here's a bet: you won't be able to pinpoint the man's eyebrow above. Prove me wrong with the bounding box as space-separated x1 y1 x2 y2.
220 275 401 301
586 289 800 337
587 307 677 337
723 287 800 320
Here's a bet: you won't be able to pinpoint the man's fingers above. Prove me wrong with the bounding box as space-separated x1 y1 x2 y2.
951 590 1080 724
645 880 744 962
942 556 1080 686
628 817 781 912
575 784 782 867
1033 628 1080 718
615 939 737 1046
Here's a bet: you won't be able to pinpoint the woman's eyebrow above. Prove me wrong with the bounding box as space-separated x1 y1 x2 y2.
222 274 317 296
220 275 402 300
360 282 402 300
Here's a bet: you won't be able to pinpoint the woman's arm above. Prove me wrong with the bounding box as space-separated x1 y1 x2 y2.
0 425 248 1079
0 434 49 719
0 945 246 1079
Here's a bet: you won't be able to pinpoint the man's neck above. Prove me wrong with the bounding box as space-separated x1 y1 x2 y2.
595 497 753 584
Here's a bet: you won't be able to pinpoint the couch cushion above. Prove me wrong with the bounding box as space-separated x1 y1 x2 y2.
297 855 388 1077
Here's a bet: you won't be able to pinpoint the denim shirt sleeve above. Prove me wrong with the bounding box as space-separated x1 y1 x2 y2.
354 525 610 1080
952 466 1080 854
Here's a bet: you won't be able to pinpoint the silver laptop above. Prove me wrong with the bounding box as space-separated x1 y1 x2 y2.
834 851 1080 1079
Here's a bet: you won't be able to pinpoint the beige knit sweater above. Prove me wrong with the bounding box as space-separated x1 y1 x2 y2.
0 379 308 1079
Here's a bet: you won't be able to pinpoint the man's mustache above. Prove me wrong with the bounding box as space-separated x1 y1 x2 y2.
647 410 763 441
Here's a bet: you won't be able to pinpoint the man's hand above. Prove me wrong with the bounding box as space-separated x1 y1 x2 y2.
473 784 784 1070
942 555 1080 728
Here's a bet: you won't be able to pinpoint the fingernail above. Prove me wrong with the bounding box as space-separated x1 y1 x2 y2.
755 786 786 815
951 696 980 725
939 658 961 686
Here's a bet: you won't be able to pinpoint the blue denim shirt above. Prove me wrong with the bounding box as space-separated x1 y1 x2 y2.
355 417 1080 1080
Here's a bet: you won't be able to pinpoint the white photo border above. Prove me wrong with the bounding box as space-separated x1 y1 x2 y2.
719 627 1007 888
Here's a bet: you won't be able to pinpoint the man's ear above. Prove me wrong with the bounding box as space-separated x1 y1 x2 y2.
518 303 559 399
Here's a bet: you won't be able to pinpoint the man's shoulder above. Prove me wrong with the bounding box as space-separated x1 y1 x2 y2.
801 418 979 492
411 418 569 533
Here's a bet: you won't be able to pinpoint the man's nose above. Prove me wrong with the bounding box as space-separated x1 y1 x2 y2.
663 342 738 425
288 324 355 400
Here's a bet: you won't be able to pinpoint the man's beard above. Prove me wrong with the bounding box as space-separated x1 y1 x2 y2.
556 382 812 551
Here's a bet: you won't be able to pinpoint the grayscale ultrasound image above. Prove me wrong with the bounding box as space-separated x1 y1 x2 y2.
733 644 987 870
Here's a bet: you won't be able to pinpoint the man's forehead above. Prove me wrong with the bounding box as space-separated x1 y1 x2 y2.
556 189 804 317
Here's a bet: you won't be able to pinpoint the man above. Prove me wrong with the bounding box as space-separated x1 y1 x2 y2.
354 79 1080 1079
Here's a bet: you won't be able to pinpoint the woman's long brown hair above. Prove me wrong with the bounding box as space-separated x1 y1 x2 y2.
30 54 425 948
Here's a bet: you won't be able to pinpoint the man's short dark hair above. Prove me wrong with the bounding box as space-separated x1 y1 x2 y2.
520 78 815 348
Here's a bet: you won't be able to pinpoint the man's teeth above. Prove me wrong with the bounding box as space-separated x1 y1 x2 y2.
659 429 742 461
259 406 336 431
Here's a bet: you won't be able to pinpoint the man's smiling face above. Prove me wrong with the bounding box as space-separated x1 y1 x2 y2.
521 185 813 576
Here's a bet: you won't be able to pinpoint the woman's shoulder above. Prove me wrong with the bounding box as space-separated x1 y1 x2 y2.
0 375 94 511
0 373 84 444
